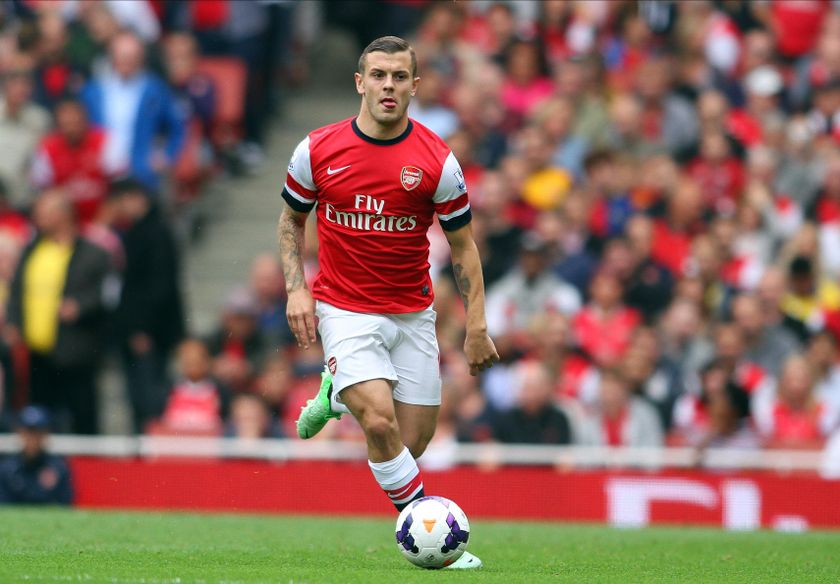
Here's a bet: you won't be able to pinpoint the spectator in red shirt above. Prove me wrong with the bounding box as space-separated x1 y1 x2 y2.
500 39 553 120
158 339 230 435
754 354 838 449
687 129 745 215
573 270 641 368
30 98 108 224
651 178 706 276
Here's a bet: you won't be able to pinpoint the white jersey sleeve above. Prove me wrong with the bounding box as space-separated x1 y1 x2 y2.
433 151 471 231
282 136 318 212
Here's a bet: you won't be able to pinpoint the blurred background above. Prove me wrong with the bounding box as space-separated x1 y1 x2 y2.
1 0 840 523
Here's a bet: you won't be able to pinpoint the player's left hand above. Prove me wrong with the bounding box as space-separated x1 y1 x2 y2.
464 331 499 376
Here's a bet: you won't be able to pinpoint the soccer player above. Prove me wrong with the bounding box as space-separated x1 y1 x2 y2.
278 36 498 569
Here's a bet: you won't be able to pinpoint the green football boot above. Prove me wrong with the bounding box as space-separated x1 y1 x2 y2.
295 367 342 439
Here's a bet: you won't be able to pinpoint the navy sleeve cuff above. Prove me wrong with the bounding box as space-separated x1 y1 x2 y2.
282 187 316 213
439 208 472 231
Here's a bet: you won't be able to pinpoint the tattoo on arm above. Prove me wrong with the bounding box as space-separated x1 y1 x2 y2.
453 263 471 309
277 211 307 293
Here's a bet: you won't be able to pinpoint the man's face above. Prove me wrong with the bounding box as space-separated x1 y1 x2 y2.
110 34 144 78
56 103 87 143
19 428 47 459
355 50 418 127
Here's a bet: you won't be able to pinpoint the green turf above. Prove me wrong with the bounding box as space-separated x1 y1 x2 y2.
0 508 838 583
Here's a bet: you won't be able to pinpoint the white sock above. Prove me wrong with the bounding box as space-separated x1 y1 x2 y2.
369 446 425 510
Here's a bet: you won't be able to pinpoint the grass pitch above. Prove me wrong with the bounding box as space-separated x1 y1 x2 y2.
1 508 838 583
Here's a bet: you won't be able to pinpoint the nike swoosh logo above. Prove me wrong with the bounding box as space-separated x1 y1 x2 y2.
327 164 351 175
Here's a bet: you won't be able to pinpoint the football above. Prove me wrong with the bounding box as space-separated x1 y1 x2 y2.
395 496 471 569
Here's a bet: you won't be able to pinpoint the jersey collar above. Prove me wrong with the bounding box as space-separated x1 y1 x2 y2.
351 117 413 146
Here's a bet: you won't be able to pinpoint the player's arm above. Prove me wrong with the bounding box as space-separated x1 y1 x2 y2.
444 224 500 376
279 135 319 349
278 205 316 349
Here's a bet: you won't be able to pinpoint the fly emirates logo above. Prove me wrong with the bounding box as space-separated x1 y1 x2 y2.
324 194 418 232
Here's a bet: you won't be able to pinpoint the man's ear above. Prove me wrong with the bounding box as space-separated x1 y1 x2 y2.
355 72 364 95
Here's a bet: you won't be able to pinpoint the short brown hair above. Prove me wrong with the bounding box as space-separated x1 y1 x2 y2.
358 36 417 78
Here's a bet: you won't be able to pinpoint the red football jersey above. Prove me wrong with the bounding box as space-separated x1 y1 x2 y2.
282 118 471 313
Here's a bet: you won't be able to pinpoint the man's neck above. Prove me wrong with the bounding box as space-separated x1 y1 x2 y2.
355 107 408 141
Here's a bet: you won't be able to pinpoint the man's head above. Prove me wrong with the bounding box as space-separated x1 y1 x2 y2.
33 189 76 236
598 369 631 419
55 99 89 145
355 36 418 128
250 253 284 305
108 177 151 223
731 293 765 341
789 256 816 297
515 361 554 416
177 339 211 383
16 405 51 460
164 32 199 86
109 30 145 79
1 53 35 111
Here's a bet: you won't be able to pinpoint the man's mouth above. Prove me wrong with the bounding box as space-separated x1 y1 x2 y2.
381 97 397 110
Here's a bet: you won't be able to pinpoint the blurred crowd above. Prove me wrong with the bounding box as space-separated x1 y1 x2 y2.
0 0 312 437
3 0 840 463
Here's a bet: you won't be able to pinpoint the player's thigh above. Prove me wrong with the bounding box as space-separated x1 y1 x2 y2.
394 401 439 454
316 301 399 394
389 307 442 408
341 378 399 432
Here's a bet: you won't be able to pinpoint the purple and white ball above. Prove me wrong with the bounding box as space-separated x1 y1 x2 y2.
395 496 471 569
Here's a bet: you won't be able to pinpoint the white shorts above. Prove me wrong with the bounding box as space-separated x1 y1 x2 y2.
315 300 441 406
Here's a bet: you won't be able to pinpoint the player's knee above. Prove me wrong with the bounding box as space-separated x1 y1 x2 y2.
362 411 399 442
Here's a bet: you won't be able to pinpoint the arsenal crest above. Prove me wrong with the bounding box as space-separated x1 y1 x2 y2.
400 166 423 191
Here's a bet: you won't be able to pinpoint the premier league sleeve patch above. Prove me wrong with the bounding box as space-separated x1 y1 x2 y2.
401 166 423 191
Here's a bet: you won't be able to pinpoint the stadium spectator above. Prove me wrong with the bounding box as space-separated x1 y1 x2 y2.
693 382 759 451
163 31 216 138
6 190 112 434
620 326 684 430
576 368 664 448
80 30 187 191
732 293 801 377
573 270 640 368
518 125 573 212
756 267 811 344
225 392 282 439
492 361 573 445
0 53 50 208
782 255 840 330
532 96 588 181
659 298 715 378
531 312 598 407
206 288 267 394
407 66 458 140
248 254 293 350
754 355 839 450
0 406 73 505
808 330 840 413
30 98 109 224
0 179 33 249
157 339 229 436
485 231 580 354
107 177 185 434
601 232 673 321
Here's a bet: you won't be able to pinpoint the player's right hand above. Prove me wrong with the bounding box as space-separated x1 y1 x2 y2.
286 288 317 349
